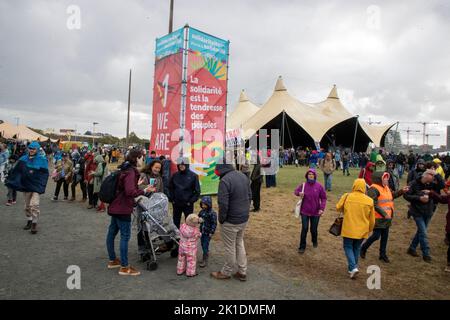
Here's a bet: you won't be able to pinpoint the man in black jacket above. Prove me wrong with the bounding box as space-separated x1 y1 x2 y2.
404 169 440 263
168 158 201 229
211 163 252 281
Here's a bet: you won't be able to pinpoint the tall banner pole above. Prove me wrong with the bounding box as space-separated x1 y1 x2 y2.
179 24 190 159
223 41 230 163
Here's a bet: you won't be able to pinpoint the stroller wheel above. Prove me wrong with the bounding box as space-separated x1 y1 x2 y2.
147 261 158 271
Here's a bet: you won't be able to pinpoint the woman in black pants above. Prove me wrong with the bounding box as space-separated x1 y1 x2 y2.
250 156 262 212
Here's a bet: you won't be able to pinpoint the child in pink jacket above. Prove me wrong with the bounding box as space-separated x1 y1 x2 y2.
177 214 203 277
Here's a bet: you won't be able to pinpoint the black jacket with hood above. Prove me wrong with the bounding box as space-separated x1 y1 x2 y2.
403 173 442 218
168 163 201 206
216 164 252 225
407 159 426 184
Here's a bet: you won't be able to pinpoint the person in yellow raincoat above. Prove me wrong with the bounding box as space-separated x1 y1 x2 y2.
336 179 375 279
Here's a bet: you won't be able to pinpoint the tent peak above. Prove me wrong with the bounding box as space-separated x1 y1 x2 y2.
274 76 287 92
239 89 249 102
327 84 339 99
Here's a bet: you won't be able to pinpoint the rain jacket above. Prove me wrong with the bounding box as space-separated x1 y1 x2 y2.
179 222 201 255
93 154 108 194
108 162 144 216
6 148 49 194
407 159 425 184
198 196 217 236
168 163 200 206
336 179 375 239
358 162 375 186
294 169 327 216
84 153 97 184
216 164 252 225
403 174 439 218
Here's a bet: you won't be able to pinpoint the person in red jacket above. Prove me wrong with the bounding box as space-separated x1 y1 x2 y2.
106 149 152 276
358 162 375 187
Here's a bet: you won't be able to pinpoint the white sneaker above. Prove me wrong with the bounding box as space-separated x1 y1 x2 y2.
349 268 359 279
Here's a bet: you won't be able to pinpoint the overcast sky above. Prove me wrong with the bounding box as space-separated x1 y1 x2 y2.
1 0 449 147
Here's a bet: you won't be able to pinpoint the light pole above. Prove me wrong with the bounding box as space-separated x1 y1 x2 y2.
14 117 20 126
93 122 99 147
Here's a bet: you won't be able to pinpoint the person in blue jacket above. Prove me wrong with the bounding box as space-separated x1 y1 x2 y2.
6 141 49 234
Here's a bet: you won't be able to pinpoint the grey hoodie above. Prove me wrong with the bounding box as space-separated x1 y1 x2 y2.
216 164 252 224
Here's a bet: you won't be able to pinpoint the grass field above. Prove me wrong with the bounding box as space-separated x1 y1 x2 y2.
212 165 450 299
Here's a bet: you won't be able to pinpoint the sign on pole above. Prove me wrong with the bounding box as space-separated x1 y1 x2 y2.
150 26 229 195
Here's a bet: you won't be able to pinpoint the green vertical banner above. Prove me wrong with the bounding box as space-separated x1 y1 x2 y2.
185 27 229 195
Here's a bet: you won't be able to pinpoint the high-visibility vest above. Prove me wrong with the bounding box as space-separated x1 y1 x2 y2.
371 184 394 219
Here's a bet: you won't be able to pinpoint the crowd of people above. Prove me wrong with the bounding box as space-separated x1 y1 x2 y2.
2 139 449 280
292 147 450 278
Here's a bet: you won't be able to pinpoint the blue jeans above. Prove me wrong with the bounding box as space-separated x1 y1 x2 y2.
343 162 349 175
361 227 390 257
397 164 404 179
299 215 321 249
106 216 131 267
410 215 432 257
201 233 211 256
323 173 332 191
343 237 363 272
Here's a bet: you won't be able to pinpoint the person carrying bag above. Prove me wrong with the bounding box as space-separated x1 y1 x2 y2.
335 178 375 279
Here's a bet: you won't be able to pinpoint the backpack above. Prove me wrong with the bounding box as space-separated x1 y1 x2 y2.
98 170 120 204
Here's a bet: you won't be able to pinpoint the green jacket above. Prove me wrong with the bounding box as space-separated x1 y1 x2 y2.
93 155 108 194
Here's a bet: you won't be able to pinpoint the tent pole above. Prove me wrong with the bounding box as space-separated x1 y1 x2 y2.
285 114 294 148
281 111 285 149
352 116 359 154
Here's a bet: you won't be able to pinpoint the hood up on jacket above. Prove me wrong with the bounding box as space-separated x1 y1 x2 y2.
215 163 234 178
352 178 367 193
94 154 105 164
200 196 212 209
305 168 317 182
176 157 190 172
365 162 375 170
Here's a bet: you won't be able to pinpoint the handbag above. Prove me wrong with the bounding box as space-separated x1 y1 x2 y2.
329 215 343 236
329 194 349 237
294 183 305 218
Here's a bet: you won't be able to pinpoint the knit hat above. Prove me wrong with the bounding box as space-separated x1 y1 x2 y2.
28 141 41 149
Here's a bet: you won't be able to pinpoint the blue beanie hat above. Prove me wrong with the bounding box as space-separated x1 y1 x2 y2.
28 141 41 149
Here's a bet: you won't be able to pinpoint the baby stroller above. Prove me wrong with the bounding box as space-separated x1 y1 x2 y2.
135 193 179 271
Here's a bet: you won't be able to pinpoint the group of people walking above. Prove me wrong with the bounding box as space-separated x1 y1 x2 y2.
3 140 449 282
294 150 450 278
